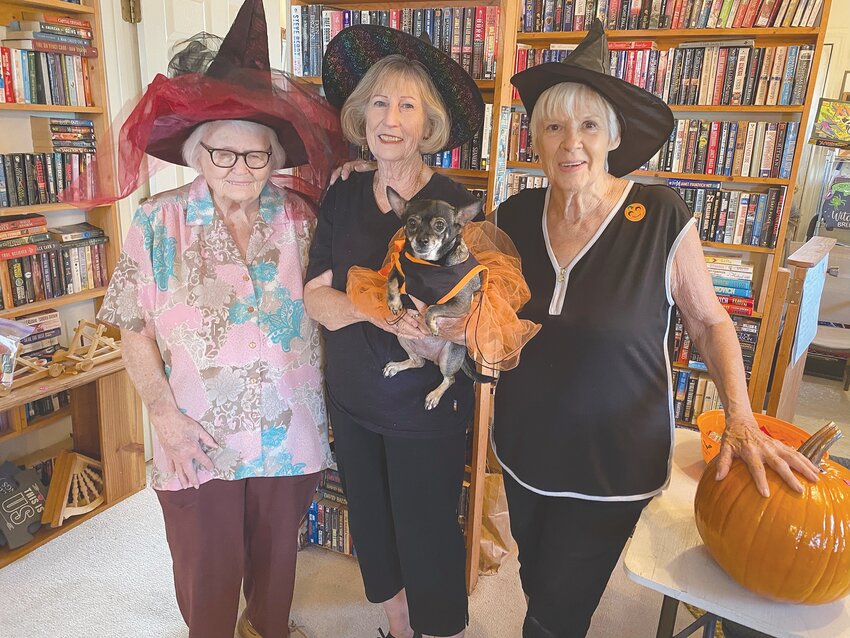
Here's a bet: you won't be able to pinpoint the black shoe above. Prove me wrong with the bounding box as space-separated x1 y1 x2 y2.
377 631 422 638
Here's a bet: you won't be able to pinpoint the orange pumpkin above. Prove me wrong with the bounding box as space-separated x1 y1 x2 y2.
694 424 850 604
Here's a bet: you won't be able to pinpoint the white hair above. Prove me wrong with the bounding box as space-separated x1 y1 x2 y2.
530 82 621 148
181 120 286 171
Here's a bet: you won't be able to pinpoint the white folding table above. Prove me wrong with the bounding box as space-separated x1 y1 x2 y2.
623 429 850 638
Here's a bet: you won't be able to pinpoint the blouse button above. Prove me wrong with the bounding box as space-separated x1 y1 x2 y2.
248 306 255 313
243 275 250 282
249 342 257 349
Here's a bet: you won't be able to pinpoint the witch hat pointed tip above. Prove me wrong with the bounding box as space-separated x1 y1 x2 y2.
208 0 270 78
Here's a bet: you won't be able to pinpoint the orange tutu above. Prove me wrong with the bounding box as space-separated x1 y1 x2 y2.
347 221 540 370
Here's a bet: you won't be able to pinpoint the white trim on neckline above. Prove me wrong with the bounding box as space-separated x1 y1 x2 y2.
542 181 635 315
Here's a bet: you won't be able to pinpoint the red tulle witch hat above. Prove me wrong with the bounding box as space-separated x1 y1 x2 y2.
64 0 344 208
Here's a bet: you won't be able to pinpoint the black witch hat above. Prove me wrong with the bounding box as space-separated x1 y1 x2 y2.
511 19 674 177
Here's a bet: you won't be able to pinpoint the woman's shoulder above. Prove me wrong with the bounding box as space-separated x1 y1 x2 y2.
136 182 192 222
630 182 688 211
496 188 546 228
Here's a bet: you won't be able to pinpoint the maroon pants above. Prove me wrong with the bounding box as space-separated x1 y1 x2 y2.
156 474 320 638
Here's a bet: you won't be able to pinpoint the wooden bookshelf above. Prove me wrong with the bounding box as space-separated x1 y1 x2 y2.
512 101 806 113
516 27 820 46
0 0 144 569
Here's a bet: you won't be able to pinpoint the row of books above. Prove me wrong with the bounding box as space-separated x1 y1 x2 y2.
503 172 550 198
673 309 759 374
291 6 500 80
0 47 93 106
705 254 755 311
0 220 108 309
306 468 354 555
507 111 538 164
673 369 723 425
519 0 824 33
22 390 70 425
645 119 798 180
669 180 787 248
0 150 96 208
32 116 96 152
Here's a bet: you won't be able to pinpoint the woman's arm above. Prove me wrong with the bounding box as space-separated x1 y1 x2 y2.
671 225 819 496
304 271 427 338
121 329 218 489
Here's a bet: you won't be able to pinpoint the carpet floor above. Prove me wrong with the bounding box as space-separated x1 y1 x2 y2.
0 483 699 638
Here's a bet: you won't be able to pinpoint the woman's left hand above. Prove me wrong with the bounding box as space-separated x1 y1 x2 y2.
715 413 821 497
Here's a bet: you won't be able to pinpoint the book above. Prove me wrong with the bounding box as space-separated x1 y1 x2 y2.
48 222 104 242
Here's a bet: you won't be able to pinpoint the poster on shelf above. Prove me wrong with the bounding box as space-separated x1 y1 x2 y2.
820 177 850 230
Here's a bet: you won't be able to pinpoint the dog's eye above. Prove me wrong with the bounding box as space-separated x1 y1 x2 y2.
433 219 446 232
406 219 418 229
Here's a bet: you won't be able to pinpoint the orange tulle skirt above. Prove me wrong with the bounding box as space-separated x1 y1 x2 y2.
347 221 540 370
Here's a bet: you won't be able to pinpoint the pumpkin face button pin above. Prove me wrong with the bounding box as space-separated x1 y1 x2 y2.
625 203 646 222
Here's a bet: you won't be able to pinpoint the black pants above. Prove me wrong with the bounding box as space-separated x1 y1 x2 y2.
504 473 651 638
330 405 468 637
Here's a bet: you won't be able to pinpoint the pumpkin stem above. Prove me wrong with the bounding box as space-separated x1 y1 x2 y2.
797 421 842 466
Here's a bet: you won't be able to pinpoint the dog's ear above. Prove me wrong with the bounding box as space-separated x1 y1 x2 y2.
386 186 408 218
456 198 484 226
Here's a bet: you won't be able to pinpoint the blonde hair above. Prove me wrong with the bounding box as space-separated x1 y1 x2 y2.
182 120 286 171
530 82 621 148
340 55 451 154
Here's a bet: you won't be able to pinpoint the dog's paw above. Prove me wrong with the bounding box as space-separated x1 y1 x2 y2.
383 362 403 378
424 389 443 410
387 296 403 316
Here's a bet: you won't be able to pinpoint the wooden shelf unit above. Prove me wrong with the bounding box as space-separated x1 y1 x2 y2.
0 0 144 568
505 1 833 413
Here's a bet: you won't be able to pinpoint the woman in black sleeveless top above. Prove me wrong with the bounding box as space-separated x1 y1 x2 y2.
497 20 821 638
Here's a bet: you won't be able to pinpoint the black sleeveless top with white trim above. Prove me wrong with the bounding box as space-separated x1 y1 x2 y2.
492 182 694 500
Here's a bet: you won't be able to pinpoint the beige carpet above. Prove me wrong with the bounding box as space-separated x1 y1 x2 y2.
0 482 699 638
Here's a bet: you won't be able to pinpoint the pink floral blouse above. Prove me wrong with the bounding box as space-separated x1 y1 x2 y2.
98 176 332 491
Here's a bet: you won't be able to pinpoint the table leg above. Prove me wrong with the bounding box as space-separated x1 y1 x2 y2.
701 614 717 638
656 595 679 638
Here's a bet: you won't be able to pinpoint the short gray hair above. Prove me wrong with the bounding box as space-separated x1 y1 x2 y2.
340 55 451 155
530 82 621 149
182 120 286 171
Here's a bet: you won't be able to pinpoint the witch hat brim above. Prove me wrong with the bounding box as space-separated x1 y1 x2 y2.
142 0 309 168
322 25 484 152
511 19 674 177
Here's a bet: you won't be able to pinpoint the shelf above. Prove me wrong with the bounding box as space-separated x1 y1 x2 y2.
507 162 792 185
0 0 95 15
0 103 103 114
0 287 106 319
516 27 820 45
0 357 123 412
433 167 488 180
0 202 88 216
0 406 71 444
510 101 805 114
294 75 495 91
702 241 776 254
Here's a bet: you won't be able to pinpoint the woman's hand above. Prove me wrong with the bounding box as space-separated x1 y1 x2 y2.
366 308 431 340
150 408 219 489
329 160 376 185
716 413 821 497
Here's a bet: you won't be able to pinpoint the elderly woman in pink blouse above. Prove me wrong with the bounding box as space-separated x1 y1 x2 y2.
96 3 341 638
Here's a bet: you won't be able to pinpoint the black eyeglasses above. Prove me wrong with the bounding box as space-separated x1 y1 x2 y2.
200 142 273 169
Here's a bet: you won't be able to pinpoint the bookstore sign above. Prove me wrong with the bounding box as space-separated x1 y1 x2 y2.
820 179 850 231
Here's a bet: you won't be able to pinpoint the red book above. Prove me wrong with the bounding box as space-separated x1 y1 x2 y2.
19 12 92 30
705 122 721 174
722 304 754 316
625 51 637 85
742 0 762 27
732 0 752 28
0 215 47 232
608 41 656 50
451 146 460 168
672 0 687 29
0 47 14 102
0 244 37 261
716 294 755 307
389 10 400 30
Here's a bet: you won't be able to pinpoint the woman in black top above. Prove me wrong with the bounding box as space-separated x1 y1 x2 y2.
495 21 821 638
305 26 485 638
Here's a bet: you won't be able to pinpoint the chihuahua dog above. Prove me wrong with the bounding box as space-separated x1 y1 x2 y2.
383 186 495 410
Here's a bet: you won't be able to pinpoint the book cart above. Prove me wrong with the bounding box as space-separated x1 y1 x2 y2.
0 0 144 568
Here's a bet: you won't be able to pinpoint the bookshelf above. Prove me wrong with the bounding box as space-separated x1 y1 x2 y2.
287 0 520 593
504 0 833 420
0 0 144 568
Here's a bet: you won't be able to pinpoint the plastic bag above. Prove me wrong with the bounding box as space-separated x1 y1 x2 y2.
0 318 35 393
478 471 515 576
